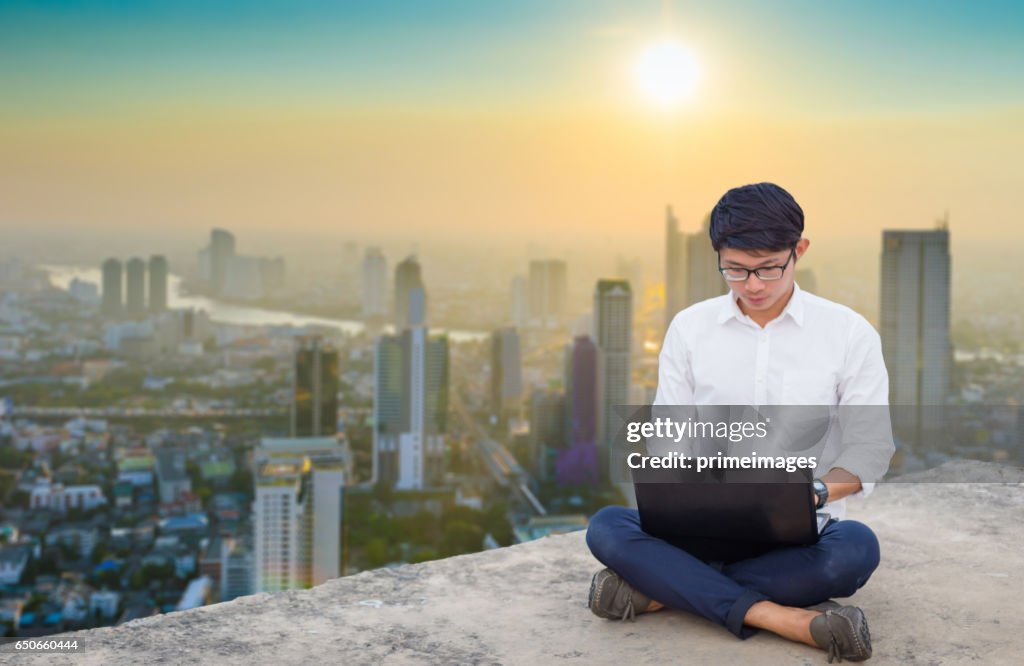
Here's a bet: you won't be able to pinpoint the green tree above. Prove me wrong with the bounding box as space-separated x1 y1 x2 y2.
482 502 514 546
229 466 253 495
90 544 110 565
364 538 389 568
440 521 482 557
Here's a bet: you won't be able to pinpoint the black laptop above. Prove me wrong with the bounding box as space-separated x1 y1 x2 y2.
631 466 830 564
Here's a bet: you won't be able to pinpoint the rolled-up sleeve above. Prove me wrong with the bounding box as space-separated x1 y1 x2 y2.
832 320 895 498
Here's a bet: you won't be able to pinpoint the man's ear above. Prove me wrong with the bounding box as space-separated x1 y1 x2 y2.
795 237 810 260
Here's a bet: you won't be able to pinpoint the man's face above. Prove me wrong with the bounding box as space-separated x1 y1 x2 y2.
718 239 808 316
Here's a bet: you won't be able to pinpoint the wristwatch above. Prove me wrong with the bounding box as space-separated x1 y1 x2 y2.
812 479 829 509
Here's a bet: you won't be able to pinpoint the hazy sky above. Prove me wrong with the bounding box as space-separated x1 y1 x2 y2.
2 1 1022 256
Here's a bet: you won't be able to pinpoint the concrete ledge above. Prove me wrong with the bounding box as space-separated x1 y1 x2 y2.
11 462 1024 665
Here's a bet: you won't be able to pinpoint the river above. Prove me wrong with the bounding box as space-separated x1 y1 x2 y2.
43 265 487 343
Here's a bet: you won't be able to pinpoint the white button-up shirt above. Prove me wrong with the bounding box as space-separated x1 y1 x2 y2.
654 283 894 520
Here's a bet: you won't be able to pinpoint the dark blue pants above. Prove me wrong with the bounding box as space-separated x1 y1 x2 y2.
585 506 880 639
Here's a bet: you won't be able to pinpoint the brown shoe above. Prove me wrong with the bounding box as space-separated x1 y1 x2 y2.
588 568 653 621
809 605 872 662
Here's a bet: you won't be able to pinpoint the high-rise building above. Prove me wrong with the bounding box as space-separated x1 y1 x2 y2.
880 227 952 450
361 247 389 318
490 327 522 422
220 536 253 601
665 206 684 329
373 328 449 490
529 389 565 480
557 335 600 486
124 257 146 316
528 259 568 328
616 256 644 312
665 208 725 330
566 335 598 448
209 228 236 294
149 255 168 312
101 258 123 316
291 336 339 437
394 256 426 327
595 279 632 479
252 437 346 592
687 214 724 303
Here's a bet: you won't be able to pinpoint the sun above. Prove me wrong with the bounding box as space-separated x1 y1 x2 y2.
633 41 700 109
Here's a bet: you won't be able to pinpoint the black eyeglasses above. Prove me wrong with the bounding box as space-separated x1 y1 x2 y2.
718 248 796 282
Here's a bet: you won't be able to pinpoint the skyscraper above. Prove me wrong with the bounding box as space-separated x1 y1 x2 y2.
665 208 725 330
361 247 388 319
686 214 724 303
220 536 253 601
665 206 685 330
209 228 236 294
566 335 598 449
394 255 426 327
880 227 952 450
124 257 146 316
529 389 565 480
149 255 168 312
101 258 123 316
252 437 346 592
595 279 632 479
373 328 449 490
558 335 600 486
490 327 522 422
291 336 339 437
528 259 568 328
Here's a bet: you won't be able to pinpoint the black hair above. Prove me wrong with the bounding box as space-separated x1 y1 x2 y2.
708 182 804 252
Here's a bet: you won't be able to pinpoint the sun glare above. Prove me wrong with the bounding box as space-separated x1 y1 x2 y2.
633 41 699 109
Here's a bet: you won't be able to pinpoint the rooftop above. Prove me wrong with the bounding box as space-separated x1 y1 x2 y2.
20 461 1024 665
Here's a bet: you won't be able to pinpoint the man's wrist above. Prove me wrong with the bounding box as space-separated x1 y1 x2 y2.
812 478 829 508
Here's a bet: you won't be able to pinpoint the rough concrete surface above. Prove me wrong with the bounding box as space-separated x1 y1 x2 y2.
5 461 1024 665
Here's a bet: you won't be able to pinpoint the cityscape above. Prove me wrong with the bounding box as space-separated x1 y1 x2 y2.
1 214 1021 637
1 0 1022 647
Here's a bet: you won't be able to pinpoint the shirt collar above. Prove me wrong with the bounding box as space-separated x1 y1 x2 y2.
717 282 806 327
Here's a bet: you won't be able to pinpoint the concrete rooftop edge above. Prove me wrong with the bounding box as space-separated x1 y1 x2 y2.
7 461 1024 666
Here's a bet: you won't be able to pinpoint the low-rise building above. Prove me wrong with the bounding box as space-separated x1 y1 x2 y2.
0 544 30 584
45 525 100 559
89 590 121 620
29 481 107 513
155 448 191 504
